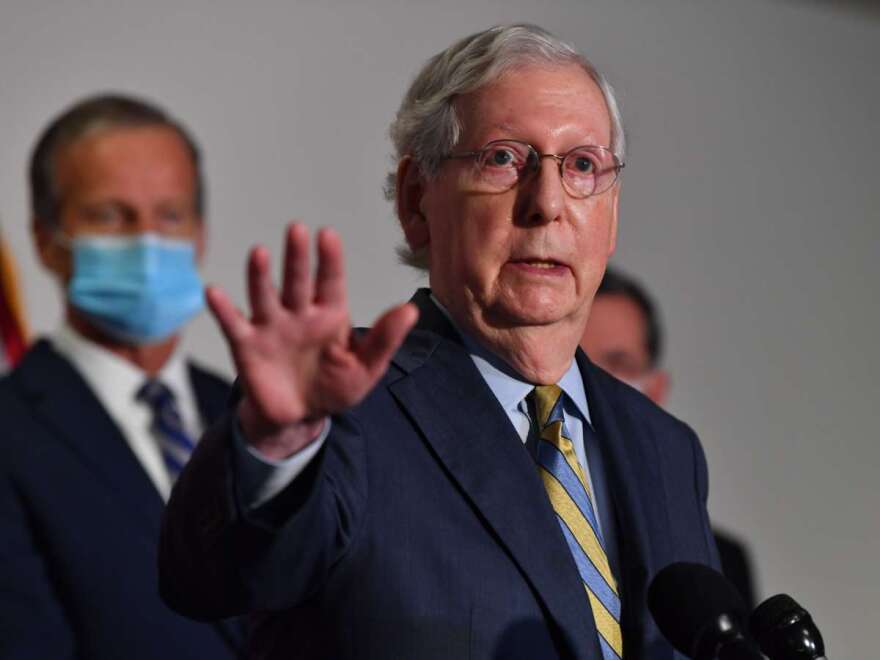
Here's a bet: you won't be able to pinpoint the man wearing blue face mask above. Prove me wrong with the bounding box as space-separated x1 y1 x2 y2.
0 95 244 659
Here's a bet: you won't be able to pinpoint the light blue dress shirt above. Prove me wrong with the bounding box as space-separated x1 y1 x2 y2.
436 296 619 570
456 328 606 533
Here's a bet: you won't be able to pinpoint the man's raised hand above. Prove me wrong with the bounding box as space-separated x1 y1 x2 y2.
206 223 418 459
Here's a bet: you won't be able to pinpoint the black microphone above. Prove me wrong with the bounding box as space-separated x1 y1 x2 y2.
647 562 763 659
749 594 827 659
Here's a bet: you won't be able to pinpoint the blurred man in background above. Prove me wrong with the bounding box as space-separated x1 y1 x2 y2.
581 266 757 608
0 95 243 659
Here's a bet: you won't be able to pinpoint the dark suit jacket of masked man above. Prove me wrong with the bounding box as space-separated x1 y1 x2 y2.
0 340 243 659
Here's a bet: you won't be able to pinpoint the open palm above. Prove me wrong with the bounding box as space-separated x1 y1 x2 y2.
206 223 417 457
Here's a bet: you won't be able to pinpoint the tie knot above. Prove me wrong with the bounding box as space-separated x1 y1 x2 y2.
136 379 175 412
531 384 564 428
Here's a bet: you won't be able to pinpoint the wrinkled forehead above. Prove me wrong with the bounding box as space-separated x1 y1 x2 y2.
455 63 613 147
53 126 200 210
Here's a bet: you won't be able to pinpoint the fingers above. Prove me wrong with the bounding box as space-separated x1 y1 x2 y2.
206 285 250 344
280 223 312 311
247 246 282 323
356 302 419 375
314 228 347 306
277 223 348 311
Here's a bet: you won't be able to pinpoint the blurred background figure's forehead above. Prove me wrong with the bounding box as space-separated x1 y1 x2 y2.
0 2 877 657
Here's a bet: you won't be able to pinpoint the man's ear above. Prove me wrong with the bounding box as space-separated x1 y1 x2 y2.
193 218 206 263
395 156 430 253
607 183 621 257
33 219 69 280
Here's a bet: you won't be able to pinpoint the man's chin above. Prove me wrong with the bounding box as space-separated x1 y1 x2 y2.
483 301 578 330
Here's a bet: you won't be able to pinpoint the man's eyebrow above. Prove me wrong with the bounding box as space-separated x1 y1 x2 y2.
604 350 640 365
482 124 605 145
80 197 127 209
475 123 518 138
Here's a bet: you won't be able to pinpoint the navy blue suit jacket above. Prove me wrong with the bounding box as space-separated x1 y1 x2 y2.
159 290 719 659
0 339 244 659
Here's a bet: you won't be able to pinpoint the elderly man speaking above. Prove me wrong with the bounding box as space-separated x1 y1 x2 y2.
160 24 719 660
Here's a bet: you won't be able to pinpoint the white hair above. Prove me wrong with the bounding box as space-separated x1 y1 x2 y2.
385 23 626 269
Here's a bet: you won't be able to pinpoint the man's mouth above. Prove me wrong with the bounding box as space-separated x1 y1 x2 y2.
512 256 566 266
509 257 569 273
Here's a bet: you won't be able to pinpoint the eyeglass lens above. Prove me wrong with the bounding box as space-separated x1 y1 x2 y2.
473 140 619 197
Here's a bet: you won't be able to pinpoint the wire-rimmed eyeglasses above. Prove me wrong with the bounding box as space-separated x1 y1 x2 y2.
443 139 624 199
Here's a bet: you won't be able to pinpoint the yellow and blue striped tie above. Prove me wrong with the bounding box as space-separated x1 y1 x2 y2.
531 384 623 659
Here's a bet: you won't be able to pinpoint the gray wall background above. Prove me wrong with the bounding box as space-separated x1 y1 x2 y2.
1 0 877 655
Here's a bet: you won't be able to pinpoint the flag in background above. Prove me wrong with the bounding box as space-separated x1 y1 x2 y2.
0 233 28 371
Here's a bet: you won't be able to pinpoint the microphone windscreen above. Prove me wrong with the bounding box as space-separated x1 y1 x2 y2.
749 593 825 659
647 562 748 656
749 593 802 633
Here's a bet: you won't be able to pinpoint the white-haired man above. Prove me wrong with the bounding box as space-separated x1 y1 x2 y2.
160 24 720 660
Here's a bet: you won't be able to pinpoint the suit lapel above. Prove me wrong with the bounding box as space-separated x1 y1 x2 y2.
388 291 601 659
188 362 233 429
14 340 165 537
580 352 673 660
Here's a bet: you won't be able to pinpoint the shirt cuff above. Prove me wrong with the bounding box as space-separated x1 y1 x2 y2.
232 415 331 510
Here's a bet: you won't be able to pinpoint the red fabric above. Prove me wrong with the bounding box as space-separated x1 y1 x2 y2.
0 289 25 366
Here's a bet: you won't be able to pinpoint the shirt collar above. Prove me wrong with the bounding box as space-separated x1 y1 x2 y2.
50 324 191 408
428 293 591 423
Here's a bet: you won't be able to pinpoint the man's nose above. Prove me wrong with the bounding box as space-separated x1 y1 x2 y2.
126 212 164 236
521 156 566 224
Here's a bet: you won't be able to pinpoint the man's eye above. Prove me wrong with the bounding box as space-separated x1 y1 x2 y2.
85 206 122 224
572 156 595 173
487 148 516 167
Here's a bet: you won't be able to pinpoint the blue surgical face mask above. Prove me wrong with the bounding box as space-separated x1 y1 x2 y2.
65 233 205 344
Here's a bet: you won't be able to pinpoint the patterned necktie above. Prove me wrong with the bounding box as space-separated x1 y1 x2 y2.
136 379 195 483
531 384 623 659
